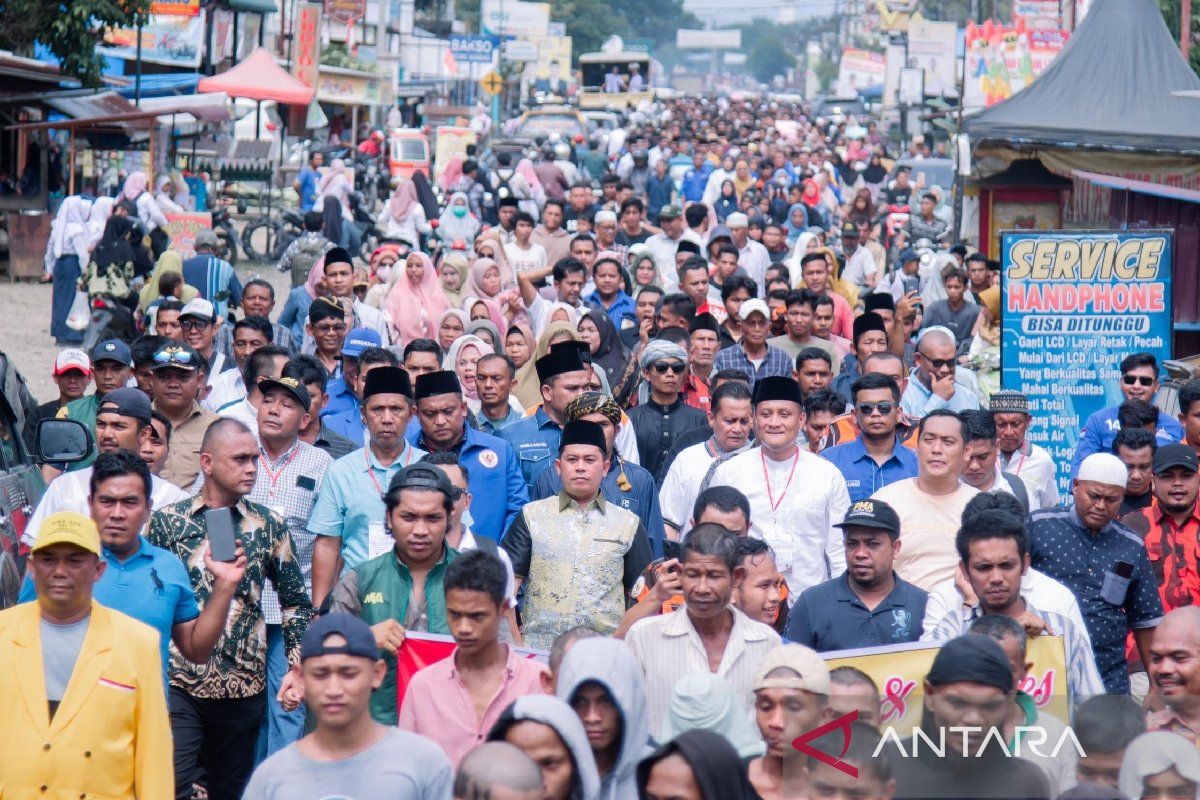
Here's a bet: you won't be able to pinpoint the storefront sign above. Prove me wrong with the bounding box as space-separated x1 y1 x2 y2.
292 3 322 89
100 11 206 68
480 0 550 37
1001 230 1174 494
317 69 382 105
163 212 213 259
450 34 499 64
835 48 885 97
150 0 200 15
324 0 365 24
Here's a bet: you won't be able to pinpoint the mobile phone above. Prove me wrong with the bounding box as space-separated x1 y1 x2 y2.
1114 561 1134 579
902 274 921 295
204 507 238 562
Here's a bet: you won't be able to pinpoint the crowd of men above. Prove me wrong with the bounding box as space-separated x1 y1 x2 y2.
6 92 1200 800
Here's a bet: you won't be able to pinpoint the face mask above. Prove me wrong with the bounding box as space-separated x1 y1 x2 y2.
452 205 467 217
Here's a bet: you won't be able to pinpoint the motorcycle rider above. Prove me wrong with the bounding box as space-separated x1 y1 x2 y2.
532 146 569 202
906 192 948 242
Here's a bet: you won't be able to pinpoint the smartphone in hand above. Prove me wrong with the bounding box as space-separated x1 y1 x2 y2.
204 507 238 562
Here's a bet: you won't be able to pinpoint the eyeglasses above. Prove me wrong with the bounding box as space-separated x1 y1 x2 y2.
179 318 212 332
917 351 956 371
651 361 686 374
314 322 346 335
449 487 467 501
856 401 896 417
1122 375 1155 387
152 347 196 366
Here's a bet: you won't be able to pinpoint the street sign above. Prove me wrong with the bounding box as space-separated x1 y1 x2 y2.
502 38 539 62
450 34 499 63
325 0 365 25
480 70 504 95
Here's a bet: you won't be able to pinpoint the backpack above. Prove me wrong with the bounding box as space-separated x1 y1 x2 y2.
290 236 329 288
1002 471 1031 515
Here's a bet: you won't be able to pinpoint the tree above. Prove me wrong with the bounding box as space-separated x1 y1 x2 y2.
746 32 795 84
0 0 151 88
1158 0 1200 76
551 0 630 58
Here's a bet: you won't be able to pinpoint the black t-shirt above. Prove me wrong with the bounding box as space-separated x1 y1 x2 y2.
884 184 914 207
616 228 653 248
1120 491 1154 516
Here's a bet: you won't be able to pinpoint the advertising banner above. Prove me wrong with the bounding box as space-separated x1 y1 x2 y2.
1001 230 1174 495
963 20 1068 108
450 34 500 63
100 12 206 68
480 0 550 37
396 632 548 710
532 35 572 80
292 3 322 90
835 49 885 97
325 0 365 24
150 0 200 15
824 636 1069 735
906 19 957 96
163 212 213 259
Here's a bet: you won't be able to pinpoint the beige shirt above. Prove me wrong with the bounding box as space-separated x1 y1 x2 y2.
871 478 979 591
157 402 219 490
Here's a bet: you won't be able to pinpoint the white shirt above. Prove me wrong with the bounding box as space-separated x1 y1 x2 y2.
203 367 246 413
1001 442 1061 510
658 440 720 535
503 241 547 275
526 295 585 337
920 568 1088 641
626 605 780 735
383 203 430 246
205 351 229 389
840 246 879 292
645 229 702 293
709 446 850 596
22 466 190 548
219 397 260 438
736 240 771 296
352 299 391 344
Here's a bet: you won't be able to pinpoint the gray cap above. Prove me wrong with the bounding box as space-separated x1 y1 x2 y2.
193 229 220 250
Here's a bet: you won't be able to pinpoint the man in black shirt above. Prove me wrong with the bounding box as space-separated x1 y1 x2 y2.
628 338 706 485
1113 427 1157 515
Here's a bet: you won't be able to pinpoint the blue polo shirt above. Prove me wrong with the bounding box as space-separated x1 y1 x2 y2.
1028 506 1164 693
785 572 927 652
323 404 366 445
19 536 198 686
321 377 358 420
497 407 564 489
821 438 919 503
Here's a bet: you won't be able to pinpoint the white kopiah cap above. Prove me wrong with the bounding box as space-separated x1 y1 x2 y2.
1077 453 1129 488
726 212 749 228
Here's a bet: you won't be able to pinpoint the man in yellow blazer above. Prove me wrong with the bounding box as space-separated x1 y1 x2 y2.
0 511 172 800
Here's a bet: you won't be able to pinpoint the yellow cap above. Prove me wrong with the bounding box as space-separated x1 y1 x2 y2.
31 511 101 556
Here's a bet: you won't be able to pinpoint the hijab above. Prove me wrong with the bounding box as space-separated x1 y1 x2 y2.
318 157 349 194
464 294 505 332
387 178 419 223
386 251 450 345
474 234 514 288
137 248 197 311
466 319 501 353
305 255 327 300
636 729 757 800
437 308 470 350
439 252 470 308
119 171 149 202
86 197 114 248
321 195 343 245
464 257 508 301
438 191 480 244
443 334 488 401
515 157 543 193
862 153 888 184
579 307 627 387
48 196 92 261
439 154 465 192
1119 732 1200 800
505 321 536 369
800 178 821 208
515 320 579 408
783 203 809 245
817 245 859 308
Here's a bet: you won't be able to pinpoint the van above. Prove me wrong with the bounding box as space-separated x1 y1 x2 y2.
388 129 431 181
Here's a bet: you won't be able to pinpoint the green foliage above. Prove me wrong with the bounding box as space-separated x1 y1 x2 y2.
0 0 151 88
1159 0 1200 77
321 43 381 73
547 0 696 63
746 33 795 84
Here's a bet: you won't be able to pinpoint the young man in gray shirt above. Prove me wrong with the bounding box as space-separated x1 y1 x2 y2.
244 613 453 800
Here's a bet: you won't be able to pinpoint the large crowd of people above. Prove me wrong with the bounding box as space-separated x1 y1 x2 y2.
8 94 1200 800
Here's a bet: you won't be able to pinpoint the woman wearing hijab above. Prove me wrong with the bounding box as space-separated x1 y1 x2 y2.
385 250 450 345
86 197 115 249
278 257 326 345
436 308 470 352
439 251 470 308
466 319 501 352
438 154 465 194
861 153 888 199
577 308 628 388
657 674 765 760
505 322 536 370
46 196 92 344
816 245 859 310
732 159 755 197
637 729 757 800
137 246 195 313
713 180 739 223
465 256 522 324
800 179 830 229
438 192 481 244
785 231 821 283
1119 732 1200 800
629 248 659 296
317 159 360 254
118 171 169 255
514 157 546 217
846 187 874 227
464 295 506 333
782 204 810 247
513 320 579 408
154 175 184 214
382 178 429 247
443 334 489 411
320 195 346 251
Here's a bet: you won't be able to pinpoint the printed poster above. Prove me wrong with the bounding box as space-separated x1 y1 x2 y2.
100 11 206 68
1001 230 1174 495
835 49 885 97
163 212 213 259
963 19 1068 109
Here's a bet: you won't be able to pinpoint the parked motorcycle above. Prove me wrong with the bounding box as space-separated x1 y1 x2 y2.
350 191 383 263
241 206 304 263
211 202 240 267
81 294 137 351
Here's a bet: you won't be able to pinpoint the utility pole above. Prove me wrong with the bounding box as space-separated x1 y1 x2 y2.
1184 0 1193 61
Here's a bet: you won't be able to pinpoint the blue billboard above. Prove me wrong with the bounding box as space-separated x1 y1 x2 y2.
1001 229 1174 497
450 34 499 63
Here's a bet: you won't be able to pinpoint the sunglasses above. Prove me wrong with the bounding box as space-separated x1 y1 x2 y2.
918 351 956 371
1122 375 1155 387
449 487 467 501
651 361 686 375
152 347 196 365
856 401 896 417
179 318 212 332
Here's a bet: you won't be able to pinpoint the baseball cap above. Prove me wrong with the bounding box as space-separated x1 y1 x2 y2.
899 247 919 264
300 612 380 662
258 376 311 410
91 339 133 367
738 298 770 322
32 511 101 556
840 221 859 237
835 499 901 536
658 204 682 220
385 463 453 499
150 343 201 371
179 297 216 322
193 229 220 250
1154 443 1199 475
53 349 91 376
752 644 830 694
341 327 382 358
97 387 153 425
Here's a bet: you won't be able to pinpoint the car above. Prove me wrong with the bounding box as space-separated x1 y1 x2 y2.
583 110 621 134
511 107 589 141
887 157 955 193
810 96 868 121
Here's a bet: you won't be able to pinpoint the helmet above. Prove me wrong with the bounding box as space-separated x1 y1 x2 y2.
372 130 385 141
554 142 571 160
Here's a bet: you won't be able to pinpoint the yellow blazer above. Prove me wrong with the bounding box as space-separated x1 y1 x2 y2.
0 600 173 800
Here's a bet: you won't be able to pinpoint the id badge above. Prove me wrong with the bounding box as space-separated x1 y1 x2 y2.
367 522 391 559
764 524 794 572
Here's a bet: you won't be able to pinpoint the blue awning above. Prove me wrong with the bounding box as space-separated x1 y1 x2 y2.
114 73 201 98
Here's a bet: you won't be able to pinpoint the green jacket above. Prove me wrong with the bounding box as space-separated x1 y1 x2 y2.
342 545 459 724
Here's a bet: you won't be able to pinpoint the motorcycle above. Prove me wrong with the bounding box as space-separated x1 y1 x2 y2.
349 191 384 263
81 294 137 351
241 206 305 263
210 202 241 266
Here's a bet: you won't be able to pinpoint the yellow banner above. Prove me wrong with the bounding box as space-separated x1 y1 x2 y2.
823 636 1069 735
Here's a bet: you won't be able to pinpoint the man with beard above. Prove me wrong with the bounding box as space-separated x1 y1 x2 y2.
786 499 926 651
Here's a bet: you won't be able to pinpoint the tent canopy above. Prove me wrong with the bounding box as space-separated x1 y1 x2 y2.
964 0 1200 156
197 47 314 105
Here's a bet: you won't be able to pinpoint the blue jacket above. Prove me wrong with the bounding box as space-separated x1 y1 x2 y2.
532 456 667 558
321 378 358 420
278 285 314 346
407 424 528 542
497 408 564 490
646 174 676 219
681 165 712 203
323 405 366 445
1072 406 1184 477
588 289 636 330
